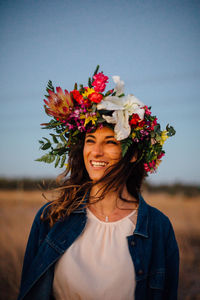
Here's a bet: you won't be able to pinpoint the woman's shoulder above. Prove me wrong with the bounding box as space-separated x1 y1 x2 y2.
140 195 171 223
146 202 176 237
34 202 51 221
148 203 170 222
139 195 174 232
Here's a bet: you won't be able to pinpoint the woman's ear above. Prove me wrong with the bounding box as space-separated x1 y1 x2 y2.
130 154 137 163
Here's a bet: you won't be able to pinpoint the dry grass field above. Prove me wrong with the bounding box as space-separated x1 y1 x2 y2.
0 190 200 300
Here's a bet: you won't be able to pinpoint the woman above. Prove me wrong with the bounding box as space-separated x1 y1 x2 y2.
18 66 179 300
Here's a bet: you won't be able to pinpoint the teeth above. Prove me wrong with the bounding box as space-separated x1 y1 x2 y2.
91 161 107 167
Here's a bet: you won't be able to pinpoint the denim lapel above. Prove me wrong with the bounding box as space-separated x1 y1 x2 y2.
133 194 149 238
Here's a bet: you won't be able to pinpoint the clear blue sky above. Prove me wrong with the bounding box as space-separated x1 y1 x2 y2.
0 0 200 184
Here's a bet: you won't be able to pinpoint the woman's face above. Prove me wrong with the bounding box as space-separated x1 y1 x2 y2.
83 127 122 181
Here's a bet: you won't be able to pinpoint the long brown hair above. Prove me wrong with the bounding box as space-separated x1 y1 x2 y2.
41 132 146 227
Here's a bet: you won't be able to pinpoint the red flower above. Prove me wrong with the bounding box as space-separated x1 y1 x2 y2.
71 90 84 104
150 118 158 130
130 114 140 126
157 152 165 159
88 92 103 103
92 72 109 93
138 120 145 128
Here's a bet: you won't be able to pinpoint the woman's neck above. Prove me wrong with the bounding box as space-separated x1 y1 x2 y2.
89 184 137 216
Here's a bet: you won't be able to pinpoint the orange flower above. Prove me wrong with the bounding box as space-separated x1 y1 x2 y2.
44 87 73 119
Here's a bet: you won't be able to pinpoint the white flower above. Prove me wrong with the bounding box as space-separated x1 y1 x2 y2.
112 76 124 96
102 110 130 140
97 76 145 140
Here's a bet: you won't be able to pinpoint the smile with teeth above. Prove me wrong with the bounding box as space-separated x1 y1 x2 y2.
90 160 108 167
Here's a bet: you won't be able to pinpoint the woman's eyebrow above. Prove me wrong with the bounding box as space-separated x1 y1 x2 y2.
86 134 95 139
85 134 115 139
105 135 115 139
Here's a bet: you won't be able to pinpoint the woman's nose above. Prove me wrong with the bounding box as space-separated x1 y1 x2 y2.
92 143 104 156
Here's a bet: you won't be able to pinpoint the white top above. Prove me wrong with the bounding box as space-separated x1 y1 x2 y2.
53 209 136 300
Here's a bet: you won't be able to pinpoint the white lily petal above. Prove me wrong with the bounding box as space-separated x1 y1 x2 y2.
123 94 145 119
125 94 144 107
101 114 117 124
114 110 131 140
112 76 125 96
97 96 126 111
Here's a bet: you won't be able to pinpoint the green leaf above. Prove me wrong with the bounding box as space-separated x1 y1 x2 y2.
55 155 60 168
88 77 92 88
154 124 161 133
50 134 59 143
60 154 66 168
72 129 80 136
93 65 100 76
166 124 176 136
46 80 54 93
46 154 56 163
74 82 77 90
105 89 113 97
40 142 51 150
121 138 133 157
35 153 55 164
118 93 125 98
42 137 51 143
60 134 67 144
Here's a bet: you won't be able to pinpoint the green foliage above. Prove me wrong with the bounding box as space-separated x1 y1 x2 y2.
88 77 92 88
50 133 59 143
166 124 176 136
45 80 54 97
121 137 133 157
93 65 100 76
35 153 56 164
74 82 78 90
60 154 67 168
36 132 68 168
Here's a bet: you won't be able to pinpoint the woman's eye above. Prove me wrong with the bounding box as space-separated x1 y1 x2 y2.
85 139 95 143
107 140 118 145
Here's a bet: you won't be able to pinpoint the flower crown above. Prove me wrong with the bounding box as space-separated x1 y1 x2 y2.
36 65 175 174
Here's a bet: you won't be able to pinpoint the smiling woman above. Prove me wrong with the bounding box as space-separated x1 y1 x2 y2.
83 127 122 181
18 67 179 300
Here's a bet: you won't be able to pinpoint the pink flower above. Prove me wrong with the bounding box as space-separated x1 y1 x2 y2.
92 72 109 92
144 106 151 115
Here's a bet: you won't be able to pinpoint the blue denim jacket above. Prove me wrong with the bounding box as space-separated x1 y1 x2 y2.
18 195 179 300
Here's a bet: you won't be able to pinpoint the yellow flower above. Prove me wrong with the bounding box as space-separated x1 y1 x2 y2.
160 130 169 145
155 159 162 169
80 114 97 126
82 88 95 98
132 132 136 138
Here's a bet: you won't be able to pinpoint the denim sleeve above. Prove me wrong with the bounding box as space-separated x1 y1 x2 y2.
18 204 49 293
19 212 41 287
164 222 180 300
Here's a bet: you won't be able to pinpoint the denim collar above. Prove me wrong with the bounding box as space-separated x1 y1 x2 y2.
133 194 149 238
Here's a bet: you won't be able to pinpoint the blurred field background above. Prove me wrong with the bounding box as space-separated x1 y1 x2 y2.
0 179 200 300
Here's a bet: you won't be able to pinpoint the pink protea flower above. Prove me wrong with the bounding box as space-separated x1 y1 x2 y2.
44 87 74 120
92 72 109 92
